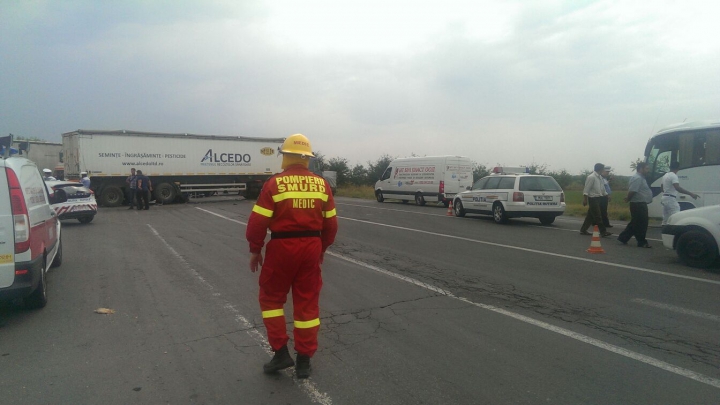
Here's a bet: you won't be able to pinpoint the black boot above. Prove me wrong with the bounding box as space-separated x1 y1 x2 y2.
295 354 311 379
263 345 294 373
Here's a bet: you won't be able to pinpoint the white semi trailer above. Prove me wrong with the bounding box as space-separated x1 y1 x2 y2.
62 130 284 206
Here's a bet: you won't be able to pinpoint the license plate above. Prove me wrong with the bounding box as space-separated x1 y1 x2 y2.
534 195 553 201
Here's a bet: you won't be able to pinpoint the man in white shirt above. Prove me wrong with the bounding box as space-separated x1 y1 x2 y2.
580 163 611 237
80 172 91 188
661 161 699 225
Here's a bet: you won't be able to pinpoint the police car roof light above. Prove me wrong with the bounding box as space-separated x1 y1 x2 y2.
492 166 528 175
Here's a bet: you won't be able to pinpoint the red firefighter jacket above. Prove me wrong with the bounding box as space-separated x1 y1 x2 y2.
246 164 338 254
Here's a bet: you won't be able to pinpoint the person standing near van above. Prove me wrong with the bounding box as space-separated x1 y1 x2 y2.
618 162 653 248
661 161 699 225
126 168 137 209
599 166 613 228
246 133 338 379
580 163 611 237
135 170 151 210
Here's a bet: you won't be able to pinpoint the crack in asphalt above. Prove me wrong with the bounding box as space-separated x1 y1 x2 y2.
330 241 720 371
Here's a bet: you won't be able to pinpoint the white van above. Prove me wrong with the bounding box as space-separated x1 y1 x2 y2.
374 156 473 207
1 155 64 308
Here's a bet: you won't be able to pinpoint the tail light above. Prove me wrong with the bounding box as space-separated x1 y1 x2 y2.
439 180 445 194
512 192 524 202
560 192 565 203
5 168 30 253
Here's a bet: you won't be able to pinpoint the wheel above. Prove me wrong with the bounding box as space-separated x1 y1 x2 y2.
375 190 384 202
78 216 94 224
99 185 123 207
25 257 48 309
677 230 718 268
493 203 508 224
453 200 466 217
415 193 426 206
539 215 555 225
154 183 177 204
51 237 62 268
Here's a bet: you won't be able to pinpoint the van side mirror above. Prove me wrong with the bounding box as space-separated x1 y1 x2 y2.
52 189 68 204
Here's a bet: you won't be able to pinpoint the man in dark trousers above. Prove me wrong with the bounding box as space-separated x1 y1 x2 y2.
618 162 653 248
246 133 338 379
580 163 612 237
135 170 152 210
126 168 137 209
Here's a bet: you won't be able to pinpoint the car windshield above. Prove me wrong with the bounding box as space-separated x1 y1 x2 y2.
519 176 562 191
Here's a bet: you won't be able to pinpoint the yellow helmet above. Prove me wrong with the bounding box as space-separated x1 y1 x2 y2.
279 133 314 158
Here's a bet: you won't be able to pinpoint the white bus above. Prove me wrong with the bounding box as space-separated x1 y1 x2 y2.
644 121 720 217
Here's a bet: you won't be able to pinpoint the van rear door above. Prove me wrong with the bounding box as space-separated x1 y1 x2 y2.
444 157 473 196
0 165 15 288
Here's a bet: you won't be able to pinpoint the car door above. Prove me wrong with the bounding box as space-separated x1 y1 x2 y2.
20 163 57 260
479 177 502 212
463 177 488 212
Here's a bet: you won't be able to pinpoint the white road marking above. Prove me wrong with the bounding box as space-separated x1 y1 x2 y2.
632 299 720 322
326 250 720 390
339 216 720 286
335 201 663 241
196 207 720 390
148 223 333 405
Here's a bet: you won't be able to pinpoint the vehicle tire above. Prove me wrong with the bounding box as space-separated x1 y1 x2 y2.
375 190 384 203
415 193 426 206
539 215 555 225
100 185 124 207
677 230 718 268
78 216 94 224
493 203 508 224
51 237 62 268
154 183 177 204
453 200 466 217
25 257 48 309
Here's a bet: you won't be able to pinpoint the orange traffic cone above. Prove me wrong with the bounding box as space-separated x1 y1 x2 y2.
587 225 605 254
447 200 454 216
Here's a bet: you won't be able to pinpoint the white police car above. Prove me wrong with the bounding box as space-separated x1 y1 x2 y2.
452 167 566 225
45 181 98 224
662 205 720 268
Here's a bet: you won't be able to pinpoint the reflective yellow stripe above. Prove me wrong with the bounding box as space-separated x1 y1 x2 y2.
262 309 284 318
273 192 329 203
294 318 320 328
252 205 274 217
323 208 337 218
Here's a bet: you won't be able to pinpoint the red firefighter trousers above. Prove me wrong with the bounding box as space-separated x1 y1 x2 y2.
259 237 323 357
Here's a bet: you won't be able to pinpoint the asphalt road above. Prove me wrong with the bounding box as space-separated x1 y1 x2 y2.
1 196 719 404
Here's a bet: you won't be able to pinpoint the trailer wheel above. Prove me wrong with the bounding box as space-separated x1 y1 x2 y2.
100 186 124 207
154 183 177 204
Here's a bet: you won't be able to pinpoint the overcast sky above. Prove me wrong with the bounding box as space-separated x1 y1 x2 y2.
2 0 719 175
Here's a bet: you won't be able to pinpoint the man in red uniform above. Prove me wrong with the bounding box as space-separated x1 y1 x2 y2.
246 133 338 379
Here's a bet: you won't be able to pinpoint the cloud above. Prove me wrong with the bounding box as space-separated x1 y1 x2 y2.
1 0 718 175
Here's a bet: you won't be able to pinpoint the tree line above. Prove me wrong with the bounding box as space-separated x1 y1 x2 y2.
313 153 636 191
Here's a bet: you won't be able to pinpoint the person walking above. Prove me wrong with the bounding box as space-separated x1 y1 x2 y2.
245 133 338 379
80 172 91 188
135 170 151 210
617 162 654 248
661 161 699 225
125 168 138 209
599 166 613 228
580 163 611 237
